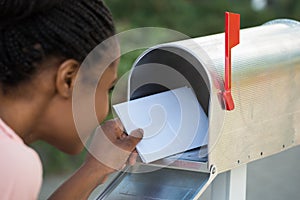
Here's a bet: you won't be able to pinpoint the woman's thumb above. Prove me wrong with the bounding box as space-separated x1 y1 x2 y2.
123 129 143 150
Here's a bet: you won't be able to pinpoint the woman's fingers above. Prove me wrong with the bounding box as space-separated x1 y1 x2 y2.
87 120 143 171
128 150 139 166
101 119 124 139
114 118 125 133
120 129 143 151
123 130 143 167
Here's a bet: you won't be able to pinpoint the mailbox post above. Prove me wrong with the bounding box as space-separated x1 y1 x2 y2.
229 165 247 200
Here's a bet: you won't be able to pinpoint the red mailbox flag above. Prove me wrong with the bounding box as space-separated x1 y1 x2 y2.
224 12 240 111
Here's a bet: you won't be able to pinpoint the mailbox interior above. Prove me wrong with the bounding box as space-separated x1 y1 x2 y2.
128 46 211 172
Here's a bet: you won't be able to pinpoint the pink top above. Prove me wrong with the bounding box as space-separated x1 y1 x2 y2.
0 118 42 200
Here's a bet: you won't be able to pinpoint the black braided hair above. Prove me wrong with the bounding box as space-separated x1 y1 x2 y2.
0 0 115 87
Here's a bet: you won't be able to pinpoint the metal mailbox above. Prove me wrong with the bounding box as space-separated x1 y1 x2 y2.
97 19 300 200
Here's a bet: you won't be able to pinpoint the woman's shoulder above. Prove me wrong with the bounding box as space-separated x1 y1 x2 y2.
0 136 43 199
0 136 42 167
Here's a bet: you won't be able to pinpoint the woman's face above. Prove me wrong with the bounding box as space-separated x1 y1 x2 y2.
36 59 119 154
95 61 119 128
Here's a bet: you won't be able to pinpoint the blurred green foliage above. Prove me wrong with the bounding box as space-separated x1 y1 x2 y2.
32 141 86 175
32 0 300 175
107 0 300 36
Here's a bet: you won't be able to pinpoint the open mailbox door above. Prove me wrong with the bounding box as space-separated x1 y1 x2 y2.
96 165 217 200
96 16 300 200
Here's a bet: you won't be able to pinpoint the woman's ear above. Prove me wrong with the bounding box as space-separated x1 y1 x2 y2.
55 59 79 98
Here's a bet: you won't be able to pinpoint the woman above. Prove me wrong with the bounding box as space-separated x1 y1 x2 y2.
0 0 143 199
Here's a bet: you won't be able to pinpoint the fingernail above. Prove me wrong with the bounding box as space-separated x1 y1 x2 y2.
137 128 144 134
131 128 144 138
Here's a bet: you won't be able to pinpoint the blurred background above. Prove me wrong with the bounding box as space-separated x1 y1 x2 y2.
32 0 300 199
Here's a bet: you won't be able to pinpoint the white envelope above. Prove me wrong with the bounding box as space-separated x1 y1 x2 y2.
113 87 208 163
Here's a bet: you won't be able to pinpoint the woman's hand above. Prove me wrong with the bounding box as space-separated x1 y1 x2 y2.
49 119 142 200
85 119 143 179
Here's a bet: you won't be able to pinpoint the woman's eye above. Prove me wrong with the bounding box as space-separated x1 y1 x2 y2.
109 86 115 93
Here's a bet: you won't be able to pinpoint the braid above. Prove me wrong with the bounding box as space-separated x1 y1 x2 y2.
0 0 115 87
